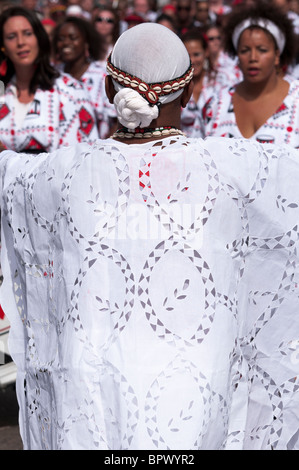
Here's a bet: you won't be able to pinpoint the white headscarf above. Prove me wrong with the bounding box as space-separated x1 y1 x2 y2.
232 19 286 54
108 23 191 129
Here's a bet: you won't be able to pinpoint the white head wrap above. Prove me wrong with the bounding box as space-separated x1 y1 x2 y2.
108 23 191 130
232 18 286 54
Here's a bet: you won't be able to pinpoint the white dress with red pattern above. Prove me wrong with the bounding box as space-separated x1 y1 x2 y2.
0 73 99 153
198 80 299 148
1 137 299 450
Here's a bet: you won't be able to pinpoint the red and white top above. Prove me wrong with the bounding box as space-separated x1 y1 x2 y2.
0 73 99 153
199 79 299 148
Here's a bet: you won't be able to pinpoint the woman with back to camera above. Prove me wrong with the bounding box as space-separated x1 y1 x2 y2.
0 5 98 153
199 2 299 147
53 15 117 139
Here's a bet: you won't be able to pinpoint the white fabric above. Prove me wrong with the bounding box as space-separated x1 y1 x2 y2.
109 23 190 129
232 18 286 53
1 136 299 450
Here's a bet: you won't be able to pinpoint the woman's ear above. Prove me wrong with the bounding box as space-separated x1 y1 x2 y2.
105 75 116 104
181 79 194 108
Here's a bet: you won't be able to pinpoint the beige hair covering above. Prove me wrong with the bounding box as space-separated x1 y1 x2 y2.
108 23 191 129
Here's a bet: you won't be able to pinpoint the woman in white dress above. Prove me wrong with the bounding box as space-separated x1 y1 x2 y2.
0 22 299 451
198 2 299 148
0 6 98 153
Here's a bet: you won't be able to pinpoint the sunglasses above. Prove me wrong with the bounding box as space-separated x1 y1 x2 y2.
197 8 209 12
207 36 221 41
95 17 114 23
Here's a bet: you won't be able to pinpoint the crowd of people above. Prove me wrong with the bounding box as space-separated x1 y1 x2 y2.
0 0 298 150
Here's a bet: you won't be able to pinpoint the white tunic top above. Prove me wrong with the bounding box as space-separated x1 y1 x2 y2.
0 136 299 450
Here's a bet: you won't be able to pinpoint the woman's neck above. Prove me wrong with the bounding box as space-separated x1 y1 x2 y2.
64 58 89 80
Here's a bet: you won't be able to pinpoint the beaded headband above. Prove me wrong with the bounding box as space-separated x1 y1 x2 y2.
106 53 194 106
232 18 286 54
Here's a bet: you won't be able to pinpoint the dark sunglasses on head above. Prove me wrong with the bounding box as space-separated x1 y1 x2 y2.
178 6 191 11
96 17 114 23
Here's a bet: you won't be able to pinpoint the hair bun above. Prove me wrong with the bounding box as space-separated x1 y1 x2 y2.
113 88 159 129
